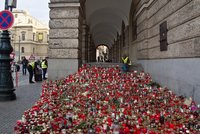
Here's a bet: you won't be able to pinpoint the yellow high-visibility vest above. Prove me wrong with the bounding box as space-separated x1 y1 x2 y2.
28 62 35 69
41 61 47 69
122 57 129 64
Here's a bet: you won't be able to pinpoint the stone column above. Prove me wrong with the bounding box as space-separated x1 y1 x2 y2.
113 41 117 62
109 47 113 62
119 35 122 61
87 34 91 62
81 20 88 64
116 39 120 62
48 0 82 80
90 40 96 62
85 26 89 63
87 35 96 62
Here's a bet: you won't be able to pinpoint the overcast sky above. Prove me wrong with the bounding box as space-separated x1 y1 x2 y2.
0 0 50 24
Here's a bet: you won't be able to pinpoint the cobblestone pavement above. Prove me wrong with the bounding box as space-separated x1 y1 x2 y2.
0 81 43 134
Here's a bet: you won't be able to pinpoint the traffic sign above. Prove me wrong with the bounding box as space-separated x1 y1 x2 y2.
29 54 35 60
0 10 14 30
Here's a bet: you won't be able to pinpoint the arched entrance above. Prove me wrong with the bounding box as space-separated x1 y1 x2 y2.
48 0 200 104
96 44 109 62
48 0 132 79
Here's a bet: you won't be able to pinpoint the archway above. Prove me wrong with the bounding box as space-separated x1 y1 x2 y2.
96 44 109 62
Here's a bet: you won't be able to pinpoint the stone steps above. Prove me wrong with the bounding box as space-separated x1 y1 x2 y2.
86 62 144 72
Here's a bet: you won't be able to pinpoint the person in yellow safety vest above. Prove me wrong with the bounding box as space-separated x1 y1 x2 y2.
121 55 130 72
41 58 48 80
27 60 39 83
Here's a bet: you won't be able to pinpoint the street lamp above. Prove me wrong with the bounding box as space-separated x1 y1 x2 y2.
8 0 17 11
0 0 17 101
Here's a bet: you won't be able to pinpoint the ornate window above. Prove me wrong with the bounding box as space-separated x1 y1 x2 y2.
38 33 43 42
21 31 26 41
33 33 35 41
21 47 25 53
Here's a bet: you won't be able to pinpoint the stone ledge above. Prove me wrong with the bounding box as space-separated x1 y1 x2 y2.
50 0 80 3
49 3 80 8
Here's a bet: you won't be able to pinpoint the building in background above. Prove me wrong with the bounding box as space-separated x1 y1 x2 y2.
10 10 49 62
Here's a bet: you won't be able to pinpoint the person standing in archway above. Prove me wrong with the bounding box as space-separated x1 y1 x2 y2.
121 55 130 72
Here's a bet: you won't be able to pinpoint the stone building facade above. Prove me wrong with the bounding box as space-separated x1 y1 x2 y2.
49 0 200 103
11 10 49 62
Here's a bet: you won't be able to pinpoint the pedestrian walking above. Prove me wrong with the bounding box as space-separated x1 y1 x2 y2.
21 57 28 75
41 58 48 80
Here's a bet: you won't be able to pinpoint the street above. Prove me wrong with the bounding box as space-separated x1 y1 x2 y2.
12 65 47 87
0 66 44 134
12 70 29 87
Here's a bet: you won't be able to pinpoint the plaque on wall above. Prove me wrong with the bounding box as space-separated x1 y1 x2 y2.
160 21 168 51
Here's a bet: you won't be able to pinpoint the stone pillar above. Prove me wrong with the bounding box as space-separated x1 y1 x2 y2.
87 36 96 62
85 26 89 63
87 34 91 62
111 44 114 62
90 40 96 62
119 35 122 61
109 47 113 62
116 39 120 62
48 0 82 80
81 20 88 64
113 41 117 62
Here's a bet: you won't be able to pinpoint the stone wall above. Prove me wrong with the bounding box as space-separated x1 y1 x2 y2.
48 0 82 80
135 0 200 59
129 0 200 103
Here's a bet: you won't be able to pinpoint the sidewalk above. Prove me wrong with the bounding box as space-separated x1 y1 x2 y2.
0 82 42 134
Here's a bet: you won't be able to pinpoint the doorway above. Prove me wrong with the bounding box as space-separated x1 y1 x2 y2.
96 44 109 62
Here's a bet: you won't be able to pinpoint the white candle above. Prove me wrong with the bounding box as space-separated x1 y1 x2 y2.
34 111 37 116
61 129 66 134
112 113 115 118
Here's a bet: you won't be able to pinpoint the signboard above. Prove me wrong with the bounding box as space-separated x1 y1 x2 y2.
0 10 14 30
29 54 35 60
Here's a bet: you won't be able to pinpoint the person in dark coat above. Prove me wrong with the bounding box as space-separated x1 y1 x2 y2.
21 57 28 75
